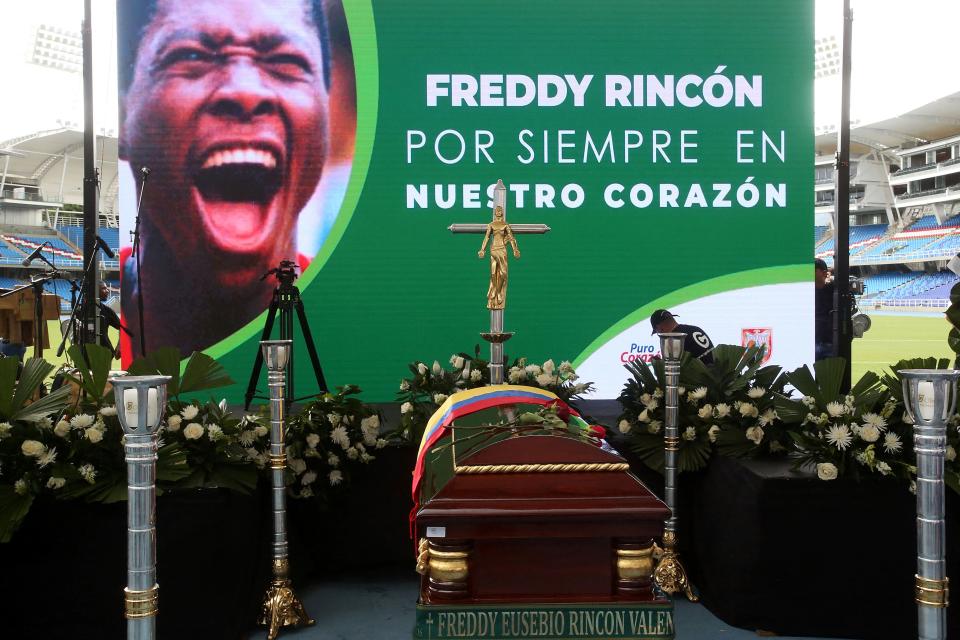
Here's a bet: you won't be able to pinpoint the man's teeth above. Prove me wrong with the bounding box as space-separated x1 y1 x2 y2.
201 148 277 170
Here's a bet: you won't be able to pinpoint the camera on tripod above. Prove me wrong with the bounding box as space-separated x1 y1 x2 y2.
849 276 871 338
261 259 299 285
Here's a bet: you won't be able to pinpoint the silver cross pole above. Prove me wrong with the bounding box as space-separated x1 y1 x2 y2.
448 180 550 385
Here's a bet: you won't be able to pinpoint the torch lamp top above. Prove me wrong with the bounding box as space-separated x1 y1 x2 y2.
900 369 960 426
260 339 293 371
658 332 687 361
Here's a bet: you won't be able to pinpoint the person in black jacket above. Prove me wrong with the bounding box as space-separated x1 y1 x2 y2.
814 258 834 360
650 309 715 365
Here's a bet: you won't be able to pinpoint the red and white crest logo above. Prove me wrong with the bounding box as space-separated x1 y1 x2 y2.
741 328 773 364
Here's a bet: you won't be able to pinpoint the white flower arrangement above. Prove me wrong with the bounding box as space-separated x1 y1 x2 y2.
183 423 204 440
180 405 199 421
70 414 94 429
166 415 182 432
816 462 838 481
618 419 632 434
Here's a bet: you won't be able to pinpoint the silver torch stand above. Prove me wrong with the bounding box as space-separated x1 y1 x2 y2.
652 333 697 601
259 340 314 639
110 374 171 640
901 369 959 640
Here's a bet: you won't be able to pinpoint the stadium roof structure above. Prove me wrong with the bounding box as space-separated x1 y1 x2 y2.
0 127 118 216
815 90 960 157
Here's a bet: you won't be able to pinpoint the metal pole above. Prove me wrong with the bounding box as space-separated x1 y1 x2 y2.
259 340 313 639
901 370 959 640
111 374 171 640
833 0 853 392
81 0 100 346
653 333 697 601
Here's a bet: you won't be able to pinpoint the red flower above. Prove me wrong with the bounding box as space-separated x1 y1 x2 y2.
589 425 607 439
546 399 572 423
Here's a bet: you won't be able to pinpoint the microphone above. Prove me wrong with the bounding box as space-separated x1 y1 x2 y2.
21 243 47 267
96 235 116 259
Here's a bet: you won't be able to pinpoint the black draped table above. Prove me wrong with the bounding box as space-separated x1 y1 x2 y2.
691 456 959 639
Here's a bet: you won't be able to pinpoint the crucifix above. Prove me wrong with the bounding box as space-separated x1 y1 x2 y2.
449 179 550 384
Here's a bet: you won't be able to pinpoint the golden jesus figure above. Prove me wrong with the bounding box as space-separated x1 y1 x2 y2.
477 205 521 310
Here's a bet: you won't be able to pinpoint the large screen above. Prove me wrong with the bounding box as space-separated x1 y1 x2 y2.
118 0 813 401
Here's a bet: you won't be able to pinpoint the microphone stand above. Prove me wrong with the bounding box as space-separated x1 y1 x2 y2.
3 252 64 360
131 168 149 357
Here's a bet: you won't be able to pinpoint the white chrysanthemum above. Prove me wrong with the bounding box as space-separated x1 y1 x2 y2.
470 369 482 382
432 361 442 376
883 432 902 454
757 408 778 427
207 425 224 442
14 478 28 495
542 359 556 374
400 402 413 415
417 362 428 376
376 438 387 449
859 424 880 443
180 405 199 421
640 393 652 404
826 402 847 418
738 403 759 419
254 425 268 438
643 398 659 411
306 433 320 449
70 414 94 429
618 419 632 434
876 461 892 476
399 379 410 391
653 388 664 399
21 440 46 457
825 425 853 450
329 470 343 486
647 421 662 435
801 396 817 409
360 452 375 463
559 360 574 374
53 420 70 438
33 416 53 430
525 364 542 377
37 447 57 468
78 464 97 484
745 426 764 445
167 415 182 432
239 430 257 446
301 471 317 486
183 423 204 440
861 413 887 432
433 393 448 405
947 445 956 462
361 414 380 431
330 426 350 449
697 404 713 420
747 387 767 399
508 368 525 383
46 476 66 490
714 403 731 419
816 462 838 481
289 458 307 475
450 355 465 369
99 406 117 417
346 447 359 460
536 373 557 387
683 426 697 441
85 427 103 444
637 409 650 423
689 387 708 401
327 453 340 467
708 425 720 443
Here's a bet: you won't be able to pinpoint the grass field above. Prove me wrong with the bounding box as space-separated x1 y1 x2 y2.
852 313 953 382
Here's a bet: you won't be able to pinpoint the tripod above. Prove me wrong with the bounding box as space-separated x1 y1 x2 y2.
244 260 327 410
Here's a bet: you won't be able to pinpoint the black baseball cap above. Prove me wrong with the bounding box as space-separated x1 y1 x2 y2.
650 309 676 334
815 258 829 271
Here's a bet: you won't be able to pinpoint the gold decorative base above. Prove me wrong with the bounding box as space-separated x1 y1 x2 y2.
259 578 315 640
653 535 698 602
480 331 514 343
915 574 949 607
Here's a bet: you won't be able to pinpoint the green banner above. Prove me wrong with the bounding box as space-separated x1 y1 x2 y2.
118 0 813 401
414 603 674 640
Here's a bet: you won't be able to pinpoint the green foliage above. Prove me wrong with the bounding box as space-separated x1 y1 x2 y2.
127 348 234 397
66 344 114 404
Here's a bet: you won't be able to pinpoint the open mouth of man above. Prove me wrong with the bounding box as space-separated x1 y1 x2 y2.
192 145 284 249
